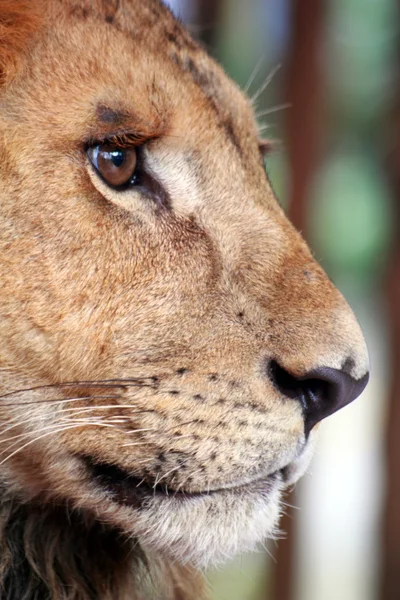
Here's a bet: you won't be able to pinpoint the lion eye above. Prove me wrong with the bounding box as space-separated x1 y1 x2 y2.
87 144 138 189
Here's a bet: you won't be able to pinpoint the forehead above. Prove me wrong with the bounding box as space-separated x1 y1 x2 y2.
23 0 258 156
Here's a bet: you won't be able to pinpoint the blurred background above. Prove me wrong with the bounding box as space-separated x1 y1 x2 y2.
164 1 400 599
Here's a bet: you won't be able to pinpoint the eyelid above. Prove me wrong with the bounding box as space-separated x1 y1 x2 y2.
85 130 153 152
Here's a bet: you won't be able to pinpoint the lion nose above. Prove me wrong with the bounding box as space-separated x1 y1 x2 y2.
269 360 369 436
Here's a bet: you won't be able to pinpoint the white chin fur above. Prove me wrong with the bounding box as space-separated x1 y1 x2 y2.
133 481 284 570
283 431 317 486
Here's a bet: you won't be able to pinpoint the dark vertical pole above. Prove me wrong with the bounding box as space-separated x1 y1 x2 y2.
195 0 223 51
270 1 325 599
381 98 400 600
284 0 325 237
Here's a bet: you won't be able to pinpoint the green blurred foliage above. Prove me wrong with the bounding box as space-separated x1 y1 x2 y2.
208 552 270 600
327 0 398 129
310 151 393 279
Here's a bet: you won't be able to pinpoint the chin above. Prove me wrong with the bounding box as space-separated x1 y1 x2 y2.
87 473 283 570
134 477 285 569
76 444 316 570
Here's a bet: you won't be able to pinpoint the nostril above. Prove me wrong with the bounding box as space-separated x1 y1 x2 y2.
268 360 331 423
268 360 314 401
268 360 369 436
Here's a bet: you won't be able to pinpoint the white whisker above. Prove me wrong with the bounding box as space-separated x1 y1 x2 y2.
0 395 121 408
256 102 291 118
251 63 281 105
0 419 119 447
121 441 150 448
120 427 157 438
244 55 265 93
121 438 155 447
0 403 155 438
0 422 117 466
157 463 184 484
61 404 152 415
0 404 117 436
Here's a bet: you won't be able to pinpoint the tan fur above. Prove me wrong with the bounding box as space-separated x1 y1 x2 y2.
0 1 369 598
0 1 43 83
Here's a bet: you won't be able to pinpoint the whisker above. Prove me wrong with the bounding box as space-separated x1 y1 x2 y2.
157 462 187 484
0 422 117 466
0 420 134 463
244 55 265 93
121 430 194 447
251 63 281 105
256 102 291 118
121 439 154 447
122 418 200 445
0 395 122 408
280 500 301 511
260 540 277 564
0 402 172 447
120 441 151 448
173 467 204 496
153 473 161 496
0 400 133 436
0 419 120 447
0 378 157 401
135 477 147 488
58 404 156 415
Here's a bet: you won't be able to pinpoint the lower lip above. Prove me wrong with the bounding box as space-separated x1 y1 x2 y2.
85 457 205 506
83 456 282 508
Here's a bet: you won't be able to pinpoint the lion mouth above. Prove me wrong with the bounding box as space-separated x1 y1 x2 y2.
82 456 283 507
83 456 207 506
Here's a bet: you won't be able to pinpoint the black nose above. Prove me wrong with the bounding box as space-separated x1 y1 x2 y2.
269 360 369 436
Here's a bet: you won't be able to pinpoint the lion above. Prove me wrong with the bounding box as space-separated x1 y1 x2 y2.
0 1 369 598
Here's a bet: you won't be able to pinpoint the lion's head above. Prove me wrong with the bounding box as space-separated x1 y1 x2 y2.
0 0 368 576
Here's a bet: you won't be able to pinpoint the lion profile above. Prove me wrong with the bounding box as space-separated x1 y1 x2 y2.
0 1 369 598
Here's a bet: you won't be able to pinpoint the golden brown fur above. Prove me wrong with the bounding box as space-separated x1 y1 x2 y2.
0 1 369 598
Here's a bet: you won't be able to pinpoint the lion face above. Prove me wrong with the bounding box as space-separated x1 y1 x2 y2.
0 0 368 568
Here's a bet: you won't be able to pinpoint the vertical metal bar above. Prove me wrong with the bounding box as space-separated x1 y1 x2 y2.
195 0 223 51
284 0 325 238
381 102 400 600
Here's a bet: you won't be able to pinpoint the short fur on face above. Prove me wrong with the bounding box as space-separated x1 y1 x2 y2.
0 1 369 598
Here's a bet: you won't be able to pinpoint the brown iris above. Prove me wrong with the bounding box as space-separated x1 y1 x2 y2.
87 144 138 188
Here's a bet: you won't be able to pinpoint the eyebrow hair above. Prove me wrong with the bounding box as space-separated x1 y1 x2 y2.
95 104 127 125
91 102 168 146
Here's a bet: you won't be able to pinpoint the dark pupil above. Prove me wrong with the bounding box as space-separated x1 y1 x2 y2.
110 150 125 168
